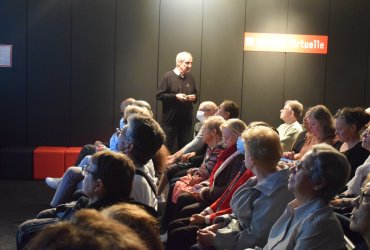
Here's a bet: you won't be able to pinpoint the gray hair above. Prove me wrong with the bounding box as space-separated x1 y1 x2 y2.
176 51 192 65
304 143 350 202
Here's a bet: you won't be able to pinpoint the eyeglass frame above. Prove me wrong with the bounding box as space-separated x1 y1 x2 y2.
354 187 370 208
82 164 99 179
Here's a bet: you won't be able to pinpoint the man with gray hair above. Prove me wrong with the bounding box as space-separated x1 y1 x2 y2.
277 100 304 151
157 51 198 153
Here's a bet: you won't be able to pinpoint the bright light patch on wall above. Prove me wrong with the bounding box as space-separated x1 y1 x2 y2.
0 44 12 67
244 33 328 54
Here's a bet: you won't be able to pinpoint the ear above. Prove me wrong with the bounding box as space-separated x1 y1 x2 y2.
350 124 357 132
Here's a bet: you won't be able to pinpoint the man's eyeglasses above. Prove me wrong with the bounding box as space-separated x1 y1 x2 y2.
82 164 99 178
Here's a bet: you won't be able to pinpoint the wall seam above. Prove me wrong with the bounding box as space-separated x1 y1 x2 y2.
240 0 247 119
25 0 29 146
155 0 162 121
323 0 331 105
113 0 118 130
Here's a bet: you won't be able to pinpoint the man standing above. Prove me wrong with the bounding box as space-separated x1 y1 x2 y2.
157 51 198 153
277 100 304 151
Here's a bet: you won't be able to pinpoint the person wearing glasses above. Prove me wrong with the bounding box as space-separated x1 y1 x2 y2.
260 144 350 249
16 150 140 249
277 100 304 151
350 173 370 248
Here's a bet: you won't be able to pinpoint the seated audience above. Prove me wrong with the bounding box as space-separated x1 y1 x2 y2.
177 119 247 217
284 104 338 161
26 209 147 250
331 126 370 214
262 144 351 249
171 116 225 204
214 100 240 120
168 101 218 163
166 124 277 250
277 100 304 151
195 126 294 250
350 173 370 248
102 203 163 250
17 150 137 249
335 107 370 178
46 105 153 208
161 119 246 231
45 97 135 189
118 114 166 210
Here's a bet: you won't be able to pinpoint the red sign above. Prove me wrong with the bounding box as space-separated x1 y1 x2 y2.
244 33 328 54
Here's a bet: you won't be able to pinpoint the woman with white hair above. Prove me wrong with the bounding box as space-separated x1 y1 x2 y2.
262 144 350 249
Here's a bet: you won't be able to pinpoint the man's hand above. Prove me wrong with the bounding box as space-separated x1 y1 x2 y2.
186 94 196 102
176 93 187 101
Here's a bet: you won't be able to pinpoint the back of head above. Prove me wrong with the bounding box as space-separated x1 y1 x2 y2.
91 151 135 201
221 100 240 119
242 126 282 169
220 118 247 137
201 101 218 114
128 114 165 165
102 203 162 250
133 100 153 117
304 143 350 202
120 98 136 113
309 104 335 140
285 100 304 120
26 209 148 250
335 107 370 131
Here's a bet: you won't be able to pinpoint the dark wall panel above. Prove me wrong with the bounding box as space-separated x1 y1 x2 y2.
156 0 203 121
115 0 160 125
0 0 27 147
70 0 116 145
325 0 370 112
27 0 71 146
284 0 329 111
200 0 245 109
242 0 288 126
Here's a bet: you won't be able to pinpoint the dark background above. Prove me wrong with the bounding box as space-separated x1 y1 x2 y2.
1 0 370 147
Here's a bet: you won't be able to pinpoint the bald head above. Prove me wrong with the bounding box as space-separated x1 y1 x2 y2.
199 101 217 119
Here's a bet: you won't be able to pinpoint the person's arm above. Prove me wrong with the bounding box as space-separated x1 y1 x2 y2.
156 73 176 101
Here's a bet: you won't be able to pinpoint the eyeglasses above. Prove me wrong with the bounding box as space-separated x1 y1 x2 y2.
82 164 99 178
354 188 370 208
361 129 370 138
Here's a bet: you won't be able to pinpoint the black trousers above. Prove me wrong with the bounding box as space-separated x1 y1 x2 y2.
162 125 192 154
166 217 202 250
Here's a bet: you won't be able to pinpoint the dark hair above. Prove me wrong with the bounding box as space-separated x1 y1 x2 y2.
305 143 350 202
309 105 336 141
128 114 165 166
221 100 240 118
335 107 370 131
91 151 135 201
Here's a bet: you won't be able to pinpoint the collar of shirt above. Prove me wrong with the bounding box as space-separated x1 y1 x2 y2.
173 68 185 78
253 168 290 196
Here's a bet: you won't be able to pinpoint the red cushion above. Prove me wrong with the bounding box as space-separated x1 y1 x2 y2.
65 147 82 171
33 147 67 179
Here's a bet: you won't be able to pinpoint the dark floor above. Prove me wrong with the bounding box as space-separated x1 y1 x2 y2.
0 180 54 250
